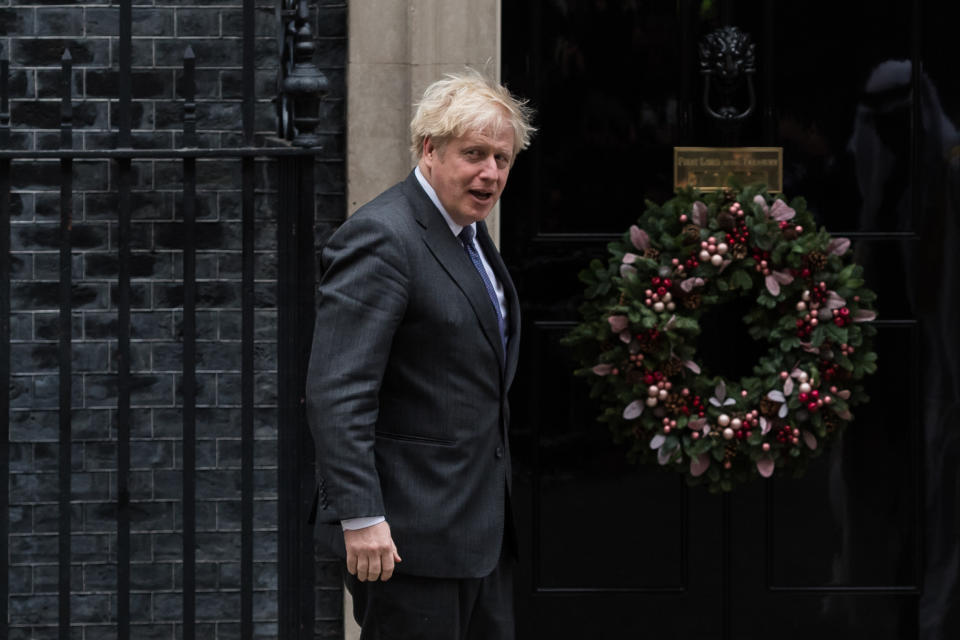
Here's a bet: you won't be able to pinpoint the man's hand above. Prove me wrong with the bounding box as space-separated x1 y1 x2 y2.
344 521 402 582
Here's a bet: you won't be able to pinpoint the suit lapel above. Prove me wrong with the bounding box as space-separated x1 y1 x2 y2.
402 174 506 372
475 221 521 387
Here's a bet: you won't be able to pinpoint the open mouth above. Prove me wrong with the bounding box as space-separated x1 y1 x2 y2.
469 190 493 202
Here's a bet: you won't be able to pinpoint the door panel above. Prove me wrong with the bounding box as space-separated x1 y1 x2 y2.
503 0 957 637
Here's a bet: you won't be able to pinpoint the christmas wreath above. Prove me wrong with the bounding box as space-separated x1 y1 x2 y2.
563 185 878 492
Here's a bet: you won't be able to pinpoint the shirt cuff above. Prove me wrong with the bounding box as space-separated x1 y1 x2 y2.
341 516 386 531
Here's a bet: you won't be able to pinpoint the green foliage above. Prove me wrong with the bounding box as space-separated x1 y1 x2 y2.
561 184 879 493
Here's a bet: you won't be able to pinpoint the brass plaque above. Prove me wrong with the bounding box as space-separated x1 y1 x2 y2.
674 147 783 192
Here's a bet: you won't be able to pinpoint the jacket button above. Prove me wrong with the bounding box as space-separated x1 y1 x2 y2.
495 446 504 459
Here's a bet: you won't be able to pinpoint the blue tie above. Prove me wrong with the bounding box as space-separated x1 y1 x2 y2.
458 226 507 354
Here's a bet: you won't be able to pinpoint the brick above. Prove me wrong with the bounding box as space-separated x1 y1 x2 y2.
127 623 176 640
132 8 175 37
9 565 32 593
130 561 175 590
8 533 57 561
196 591 241 621
82 502 117 532
71 409 112 441
222 8 276 37
70 471 111 502
37 496 87 535
12 38 110 68
152 530 183 560
10 472 59 503
220 68 277 100
72 533 111 561
71 593 113 623
0 8 34 36
9 503 31 532
34 442 84 472
86 69 175 100
196 439 218 468
176 8 220 37
253 499 278 529
36 8 84 38
8 594 58 624
156 39 242 68
35 67 82 99
130 501 176 532
84 8 118 37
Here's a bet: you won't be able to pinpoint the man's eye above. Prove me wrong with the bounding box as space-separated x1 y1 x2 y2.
464 149 481 158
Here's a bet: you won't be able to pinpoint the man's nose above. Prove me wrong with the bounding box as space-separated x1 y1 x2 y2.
478 155 498 179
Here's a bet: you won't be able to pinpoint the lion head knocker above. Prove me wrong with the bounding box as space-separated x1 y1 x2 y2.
699 26 756 123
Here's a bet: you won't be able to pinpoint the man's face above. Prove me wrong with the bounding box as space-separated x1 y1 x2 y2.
420 125 515 227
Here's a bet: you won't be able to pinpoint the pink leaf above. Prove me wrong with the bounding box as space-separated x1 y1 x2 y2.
620 264 637 278
715 380 727 401
801 341 821 355
622 252 639 265
753 194 769 214
836 409 853 420
783 378 794 396
760 416 771 435
778 403 789 418
767 390 785 402
680 277 705 292
663 315 678 331
718 259 733 273
629 225 650 250
802 430 818 450
684 360 701 374
837 389 851 400
623 400 644 420
690 454 710 477
592 364 612 376
649 434 666 449
853 309 877 322
608 315 629 333
688 418 706 431
824 291 846 310
757 455 775 478
692 201 708 226
769 199 796 221
657 446 674 466
765 274 781 296
827 237 851 256
619 330 632 344
772 270 794 285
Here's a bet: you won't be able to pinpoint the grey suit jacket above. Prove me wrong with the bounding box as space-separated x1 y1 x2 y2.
305 171 521 579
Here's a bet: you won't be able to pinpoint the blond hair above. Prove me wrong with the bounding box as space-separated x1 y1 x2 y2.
410 70 535 161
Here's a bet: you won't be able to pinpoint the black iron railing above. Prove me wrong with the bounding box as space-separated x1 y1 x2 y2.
0 1 326 639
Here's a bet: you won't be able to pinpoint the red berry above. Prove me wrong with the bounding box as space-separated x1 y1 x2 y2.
834 317 845 327
799 392 809 403
807 401 818 412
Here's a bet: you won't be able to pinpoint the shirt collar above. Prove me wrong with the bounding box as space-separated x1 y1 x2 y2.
414 166 474 239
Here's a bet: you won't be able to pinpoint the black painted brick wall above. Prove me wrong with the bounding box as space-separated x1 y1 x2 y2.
1 2 347 639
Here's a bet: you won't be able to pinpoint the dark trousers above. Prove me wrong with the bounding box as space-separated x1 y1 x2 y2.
345 552 515 640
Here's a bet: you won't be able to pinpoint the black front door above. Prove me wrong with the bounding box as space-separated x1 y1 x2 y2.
502 2 960 638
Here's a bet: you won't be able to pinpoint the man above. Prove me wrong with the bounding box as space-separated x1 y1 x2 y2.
306 71 534 639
